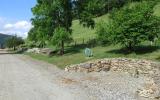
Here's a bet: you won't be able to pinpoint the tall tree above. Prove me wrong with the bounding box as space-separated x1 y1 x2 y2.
51 27 72 55
29 0 97 54
29 0 73 54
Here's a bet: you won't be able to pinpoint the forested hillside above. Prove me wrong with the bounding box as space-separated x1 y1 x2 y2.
0 33 12 47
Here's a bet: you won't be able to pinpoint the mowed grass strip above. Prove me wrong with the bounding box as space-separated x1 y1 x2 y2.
26 44 160 69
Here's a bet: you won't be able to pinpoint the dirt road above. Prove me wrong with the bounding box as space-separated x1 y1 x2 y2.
0 51 157 100
0 52 89 100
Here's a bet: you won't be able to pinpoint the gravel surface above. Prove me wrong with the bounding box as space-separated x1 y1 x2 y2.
0 50 159 100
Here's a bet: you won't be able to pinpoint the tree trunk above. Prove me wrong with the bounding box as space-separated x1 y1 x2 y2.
127 42 134 52
13 46 16 51
60 40 64 55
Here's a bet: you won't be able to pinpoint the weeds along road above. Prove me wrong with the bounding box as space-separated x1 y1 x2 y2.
0 50 152 100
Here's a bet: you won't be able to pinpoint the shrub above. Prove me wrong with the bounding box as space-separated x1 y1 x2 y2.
97 1 160 51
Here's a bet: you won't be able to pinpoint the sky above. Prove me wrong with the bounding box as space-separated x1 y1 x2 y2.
0 0 36 38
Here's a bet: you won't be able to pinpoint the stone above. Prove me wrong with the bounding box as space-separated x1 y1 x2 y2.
80 63 91 69
26 48 40 54
65 67 69 72
137 78 160 99
40 48 55 56
64 58 158 74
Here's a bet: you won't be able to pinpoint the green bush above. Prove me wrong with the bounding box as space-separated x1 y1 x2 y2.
97 1 160 51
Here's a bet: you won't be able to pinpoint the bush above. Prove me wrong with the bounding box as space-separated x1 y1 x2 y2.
97 1 160 51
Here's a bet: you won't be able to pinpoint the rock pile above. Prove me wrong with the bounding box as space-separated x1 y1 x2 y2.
65 58 158 75
137 78 160 99
26 48 55 56
27 48 40 54
65 58 160 99
40 48 55 56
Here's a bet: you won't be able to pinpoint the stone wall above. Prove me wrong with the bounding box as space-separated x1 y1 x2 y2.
65 58 159 76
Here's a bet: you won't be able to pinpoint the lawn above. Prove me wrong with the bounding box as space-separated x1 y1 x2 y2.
26 43 160 69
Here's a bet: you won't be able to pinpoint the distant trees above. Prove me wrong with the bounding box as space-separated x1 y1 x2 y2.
5 35 24 50
97 1 160 51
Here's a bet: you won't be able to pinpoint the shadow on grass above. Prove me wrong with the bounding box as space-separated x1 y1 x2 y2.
64 38 98 55
65 44 89 54
107 45 159 55
156 56 160 61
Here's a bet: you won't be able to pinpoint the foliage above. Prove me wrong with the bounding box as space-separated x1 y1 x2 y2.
96 22 114 45
97 1 160 51
73 0 134 19
51 27 72 55
5 35 24 50
28 0 73 43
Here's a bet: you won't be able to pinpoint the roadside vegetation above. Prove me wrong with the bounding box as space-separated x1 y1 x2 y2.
8 0 160 68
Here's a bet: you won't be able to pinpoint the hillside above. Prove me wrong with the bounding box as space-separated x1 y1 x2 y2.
0 33 12 48
72 14 109 42
72 2 160 42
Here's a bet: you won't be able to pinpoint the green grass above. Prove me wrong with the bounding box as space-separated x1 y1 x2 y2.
26 43 160 69
154 2 160 16
26 2 160 69
72 14 109 42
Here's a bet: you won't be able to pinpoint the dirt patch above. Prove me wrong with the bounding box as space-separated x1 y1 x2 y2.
60 77 78 85
81 76 98 81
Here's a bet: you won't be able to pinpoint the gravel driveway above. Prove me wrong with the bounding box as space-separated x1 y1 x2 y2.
0 50 158 100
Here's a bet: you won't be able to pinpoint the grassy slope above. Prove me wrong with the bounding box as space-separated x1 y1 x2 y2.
72 14 109 42
27 2 160 68
154 3 160 16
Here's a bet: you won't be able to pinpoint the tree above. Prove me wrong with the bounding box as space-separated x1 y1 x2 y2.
96 22 114 45
29 0 72 41
5 35 24 50
97 1 160 51
51 27 72 55
29 0 97 55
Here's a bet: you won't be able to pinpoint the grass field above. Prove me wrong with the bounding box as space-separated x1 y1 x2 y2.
26 2 160 69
